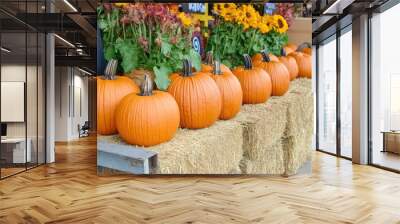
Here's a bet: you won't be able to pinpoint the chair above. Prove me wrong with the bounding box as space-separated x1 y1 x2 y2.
78 121 90 138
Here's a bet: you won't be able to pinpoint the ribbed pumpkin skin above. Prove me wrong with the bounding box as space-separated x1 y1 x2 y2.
201 63 233 75
252 53 279 64
283 46 295 55
115 91 180 147
254 61 290 96
167 74 221 129
212 72 243 120
289 52 312 78
279 55 299 80
232 66 271 104
286 43 297 51
97 76 139 135
302 47 312 55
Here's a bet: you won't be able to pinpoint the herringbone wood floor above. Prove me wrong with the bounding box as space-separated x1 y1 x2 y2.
1 136 400 224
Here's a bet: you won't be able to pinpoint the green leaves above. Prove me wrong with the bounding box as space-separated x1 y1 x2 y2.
161 37 172 56
206 22 289 67
153 65 172 91
98 6 205 90
189 49 201 72
115 38 139 73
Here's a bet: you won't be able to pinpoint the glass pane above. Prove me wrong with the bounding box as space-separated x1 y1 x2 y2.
27 31 38 169
318 37 337 154
340 29 352 158
371 3 400 171
38 33 45 165
1 30 27 177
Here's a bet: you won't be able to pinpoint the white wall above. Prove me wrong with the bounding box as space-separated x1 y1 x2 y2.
54 67 89 141
1 64 46 164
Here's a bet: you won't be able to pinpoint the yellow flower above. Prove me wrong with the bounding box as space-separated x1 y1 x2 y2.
178 12 192 27
258 23 271 34
236 4 260 30
273 15 288 33
264 15 278 32
114 3 128 8
215 3 238 22
213 3 224 14
258 15 273 34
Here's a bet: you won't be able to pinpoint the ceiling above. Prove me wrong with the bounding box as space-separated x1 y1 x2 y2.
0 0 97 72
312 0 391 43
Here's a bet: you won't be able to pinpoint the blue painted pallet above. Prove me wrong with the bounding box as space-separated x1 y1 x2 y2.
97 141 158 175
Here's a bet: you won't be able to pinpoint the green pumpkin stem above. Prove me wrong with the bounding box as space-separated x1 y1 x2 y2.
243 54 252 69
104 59 118 80
140 73 153 96
182 59 193 77
213 60 222 75
281 48 287 57
205 51 214 65
261 50 271 62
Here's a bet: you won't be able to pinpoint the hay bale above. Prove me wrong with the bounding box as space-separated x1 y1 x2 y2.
235 78 314 175
282 78 314 175
239 140 285 174
98 78 314 176
99 119 243 174
232 99 287 161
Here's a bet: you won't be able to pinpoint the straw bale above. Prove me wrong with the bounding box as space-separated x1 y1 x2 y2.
239 141 285 174
282 78 314 175
232 100 287 161
98 78 314 175
99 118 243 174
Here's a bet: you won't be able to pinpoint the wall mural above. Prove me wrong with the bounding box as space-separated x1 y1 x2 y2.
96 3 313 176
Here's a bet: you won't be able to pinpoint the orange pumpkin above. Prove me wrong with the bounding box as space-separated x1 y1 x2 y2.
279 48 299 81
254 52 290 96
210 61 243 120
289 50 312 79
286 43 297 51
232 54 272 104
297 42 312 56
201 51 233 75
302 48 312 55
283 46 295 55
252 51 279 64
115 74 180 147
97 60 139 135
168 59 221 129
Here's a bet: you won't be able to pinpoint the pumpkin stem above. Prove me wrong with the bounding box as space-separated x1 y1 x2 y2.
205 51 214 65
281 48 287 57
140 73 153 96
213 60 222 75
104 59 118 80
296 42 312 52
243 54 252 70
182 59 193 77
261 50 271 62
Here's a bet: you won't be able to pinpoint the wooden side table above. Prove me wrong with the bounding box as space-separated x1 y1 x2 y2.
381 131 400 154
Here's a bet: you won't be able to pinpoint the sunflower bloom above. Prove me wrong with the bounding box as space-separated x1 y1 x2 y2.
273 15 288 33
178 12 192 27
114 3 128 8
237 4 259 30
213 3 224 14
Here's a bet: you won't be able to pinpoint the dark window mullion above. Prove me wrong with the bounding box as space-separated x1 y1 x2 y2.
336 28 341 157
25 0 28 171
316 44 320 150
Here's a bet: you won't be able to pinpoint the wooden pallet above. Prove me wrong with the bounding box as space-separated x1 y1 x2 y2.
97 141 158 175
